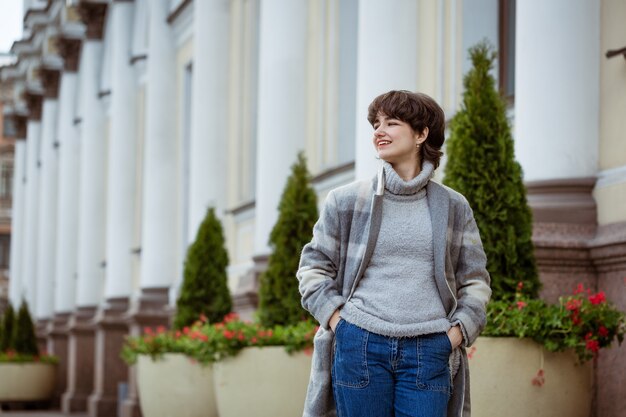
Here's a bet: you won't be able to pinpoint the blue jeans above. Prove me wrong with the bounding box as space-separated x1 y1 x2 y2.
332 319 452 417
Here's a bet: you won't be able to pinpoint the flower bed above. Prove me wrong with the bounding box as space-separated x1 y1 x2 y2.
483 283 625 363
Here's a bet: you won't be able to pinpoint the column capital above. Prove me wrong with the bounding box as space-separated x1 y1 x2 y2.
11 113 29 139
40 67 61 99
24 90 43 121
56 37 82 73
77 2 108 40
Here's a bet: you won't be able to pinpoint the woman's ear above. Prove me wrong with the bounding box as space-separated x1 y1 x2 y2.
416 127 429 145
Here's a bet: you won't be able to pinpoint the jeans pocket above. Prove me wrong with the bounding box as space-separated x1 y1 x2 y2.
332 321 369 388
416 333 452 395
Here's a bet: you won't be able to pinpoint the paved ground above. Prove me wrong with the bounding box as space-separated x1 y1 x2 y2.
0 413 87 417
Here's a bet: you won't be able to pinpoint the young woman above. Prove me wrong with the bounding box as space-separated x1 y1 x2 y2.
297 90 491 417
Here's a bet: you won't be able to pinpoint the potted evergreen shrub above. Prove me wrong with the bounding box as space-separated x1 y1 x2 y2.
0 301 58 403
213 152 318 417
443 42 625 417
126 207 231 417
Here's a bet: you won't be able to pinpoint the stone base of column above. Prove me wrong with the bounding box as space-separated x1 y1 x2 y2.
119 287 170 417
35 319 50 354
526 177 598 302
88 298 130 417
232 254 268 320
62 306 97 413
589 222 626 417
47 312 71 408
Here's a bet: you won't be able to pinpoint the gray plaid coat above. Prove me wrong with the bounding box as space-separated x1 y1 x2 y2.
297 166 491 417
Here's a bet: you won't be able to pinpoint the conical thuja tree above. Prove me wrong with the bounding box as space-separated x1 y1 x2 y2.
258 152 318 327
174 207 232 329
443 41 540 300
13 300 39 356
1 303 15 351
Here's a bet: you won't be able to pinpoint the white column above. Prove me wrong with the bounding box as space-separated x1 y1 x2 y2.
35 98 60 320
8 140 26 306
253 0 308 257
139 0 177 290
76 40 107 307
353 0 419 180
515 0 600 182
104 1 138 299
21 120 41 309
54 72 80 313
188 0 230 239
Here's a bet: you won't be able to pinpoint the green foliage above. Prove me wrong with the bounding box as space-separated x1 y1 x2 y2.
121 313 317 365
175 207 232 329
1 303 15 351
13 300 39 356
258 152 318 327
443 41 540 299
483 283 625 363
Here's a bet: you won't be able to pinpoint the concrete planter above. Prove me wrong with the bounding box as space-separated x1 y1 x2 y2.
137 353 217 417
0 362 56 401
469 337 593 417
213 346 312 417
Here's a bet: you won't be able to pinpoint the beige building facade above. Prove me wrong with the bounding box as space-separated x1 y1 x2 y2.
1 0 625 416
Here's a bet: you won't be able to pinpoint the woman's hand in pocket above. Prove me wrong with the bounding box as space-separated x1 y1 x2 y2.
447 325 463 349
329 310 341 333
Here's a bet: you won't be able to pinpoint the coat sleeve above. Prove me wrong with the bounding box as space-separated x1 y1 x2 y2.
297 190 346 330
451 202 492 347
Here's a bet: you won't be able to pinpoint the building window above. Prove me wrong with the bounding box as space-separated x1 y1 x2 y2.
2 117 16 138
0 162 12 200
499 0 515 101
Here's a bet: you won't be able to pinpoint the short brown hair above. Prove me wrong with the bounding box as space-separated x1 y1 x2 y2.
367 90 445 168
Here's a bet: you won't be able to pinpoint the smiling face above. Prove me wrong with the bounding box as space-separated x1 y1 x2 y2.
372 112 428 166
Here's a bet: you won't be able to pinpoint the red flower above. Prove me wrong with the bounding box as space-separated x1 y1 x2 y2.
175 330 182 338
224 312 239 323
584 332 593 341
573 283 585 295
156 326 166 334
586 339 600 353
199 334 209 342
183 326 190 335
589 292 606 305
565 299 582 311
199 313 208 323
598 326 609 337
237 333 245 341
144 327 153 335
571 314 582 326
223 330 235 340
517 282 524 291
516 301 527 310
251 337 258 344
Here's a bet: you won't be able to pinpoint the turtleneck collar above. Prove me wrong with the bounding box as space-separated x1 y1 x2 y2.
382 160 434 196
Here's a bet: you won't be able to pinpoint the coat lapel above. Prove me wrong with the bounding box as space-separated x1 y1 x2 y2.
427 181 455 314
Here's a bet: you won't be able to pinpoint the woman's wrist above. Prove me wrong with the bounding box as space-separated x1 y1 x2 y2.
329 309 341 332
447 325 464 349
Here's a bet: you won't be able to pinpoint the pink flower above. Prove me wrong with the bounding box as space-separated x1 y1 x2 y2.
183 326 190 335
156 326 166 334
223 330 235 340
144 327 153 335
517 282 524 291
516 301 527 310
531 369 545 387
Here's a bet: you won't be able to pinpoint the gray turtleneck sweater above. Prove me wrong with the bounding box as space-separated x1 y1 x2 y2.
340 161 451 337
